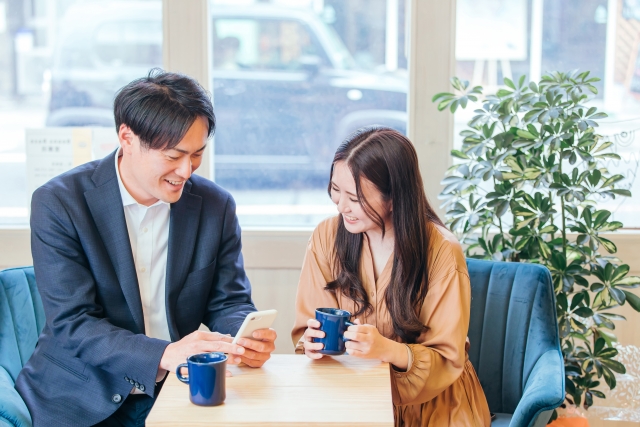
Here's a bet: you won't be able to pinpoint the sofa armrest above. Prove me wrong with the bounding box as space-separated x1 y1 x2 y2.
0 367 31 427
510 349 565 427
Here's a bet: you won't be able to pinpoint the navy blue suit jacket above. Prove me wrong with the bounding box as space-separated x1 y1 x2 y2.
16 151 256 426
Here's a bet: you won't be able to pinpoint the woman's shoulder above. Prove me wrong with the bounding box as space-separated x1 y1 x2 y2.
426 222 468 280
428 222 460 247
309 215 340 255
314 215 340 234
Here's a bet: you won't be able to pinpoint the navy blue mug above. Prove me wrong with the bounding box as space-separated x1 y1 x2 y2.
313 308 355 355
176 352 227 406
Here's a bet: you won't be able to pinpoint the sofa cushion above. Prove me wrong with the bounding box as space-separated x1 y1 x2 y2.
0 267 43 382
0 366 32 427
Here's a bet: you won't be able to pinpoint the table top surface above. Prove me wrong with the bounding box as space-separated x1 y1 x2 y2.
146 354 394 426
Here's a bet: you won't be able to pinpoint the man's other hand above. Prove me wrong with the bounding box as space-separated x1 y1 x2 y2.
234 328 277 368
159 330 245 374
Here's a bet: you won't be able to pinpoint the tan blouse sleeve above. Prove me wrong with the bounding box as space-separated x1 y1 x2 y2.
390 236 471 406
291 220 339 353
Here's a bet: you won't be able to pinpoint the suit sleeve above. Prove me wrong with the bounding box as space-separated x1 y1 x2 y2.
30 186 169 398
203 194 257 335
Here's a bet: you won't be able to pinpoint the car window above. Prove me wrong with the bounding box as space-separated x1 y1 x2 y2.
94 21 162 67
213 18 323 71
319 24 357 70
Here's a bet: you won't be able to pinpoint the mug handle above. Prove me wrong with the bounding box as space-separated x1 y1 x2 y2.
176 363 189 383
343 321 356 342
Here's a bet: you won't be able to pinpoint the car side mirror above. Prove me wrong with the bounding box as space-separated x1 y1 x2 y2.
299 55 322 78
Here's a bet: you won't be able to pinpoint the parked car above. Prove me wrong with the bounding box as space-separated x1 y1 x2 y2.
47 2 407 189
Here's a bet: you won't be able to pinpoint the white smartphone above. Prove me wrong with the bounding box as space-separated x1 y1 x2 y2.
232 309 278 344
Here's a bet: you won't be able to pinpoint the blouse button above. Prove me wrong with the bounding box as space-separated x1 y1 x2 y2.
370 291 375 297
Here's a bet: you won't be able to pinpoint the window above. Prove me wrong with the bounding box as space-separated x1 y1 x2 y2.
0 0 409 229
94 21 162 68
210 0 409 227
454 0 640 228
0 0 162 226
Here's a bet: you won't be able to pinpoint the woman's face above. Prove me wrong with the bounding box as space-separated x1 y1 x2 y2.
330 160 391 234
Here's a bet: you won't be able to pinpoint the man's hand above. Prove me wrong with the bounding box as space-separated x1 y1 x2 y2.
234 328 277 368
159 330 246 374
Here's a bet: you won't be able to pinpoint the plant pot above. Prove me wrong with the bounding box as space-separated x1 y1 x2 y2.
547 418 589 427
548 406 589 427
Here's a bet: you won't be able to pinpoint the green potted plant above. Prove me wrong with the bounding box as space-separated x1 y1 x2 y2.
432 71 640 413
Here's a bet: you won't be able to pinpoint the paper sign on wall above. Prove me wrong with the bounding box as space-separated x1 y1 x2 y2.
26 128 119 202
72 128 93 166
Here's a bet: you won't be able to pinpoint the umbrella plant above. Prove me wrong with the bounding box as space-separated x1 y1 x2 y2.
433 71 640 410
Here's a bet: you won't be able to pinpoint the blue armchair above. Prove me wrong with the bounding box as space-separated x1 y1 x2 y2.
466 259 565 427
0 267 44 427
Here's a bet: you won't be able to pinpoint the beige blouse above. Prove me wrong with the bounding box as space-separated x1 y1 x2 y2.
292 216 491 426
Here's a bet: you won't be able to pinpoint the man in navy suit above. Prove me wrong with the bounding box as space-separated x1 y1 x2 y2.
15 70 276 426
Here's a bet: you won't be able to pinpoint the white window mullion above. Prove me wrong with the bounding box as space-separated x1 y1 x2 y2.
407 0 457 218
162 0 213 180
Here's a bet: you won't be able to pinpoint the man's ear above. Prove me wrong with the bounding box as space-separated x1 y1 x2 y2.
118 124 135 154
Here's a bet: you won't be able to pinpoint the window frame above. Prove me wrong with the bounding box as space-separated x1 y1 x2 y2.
1 0 639 277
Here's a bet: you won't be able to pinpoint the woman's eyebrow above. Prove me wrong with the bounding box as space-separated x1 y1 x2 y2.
331 181 356 197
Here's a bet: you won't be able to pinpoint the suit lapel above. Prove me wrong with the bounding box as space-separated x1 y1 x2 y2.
84 151 145 334
165 181 202 339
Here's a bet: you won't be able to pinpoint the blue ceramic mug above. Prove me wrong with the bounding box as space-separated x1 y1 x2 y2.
176 352 227 406
313 308 355 355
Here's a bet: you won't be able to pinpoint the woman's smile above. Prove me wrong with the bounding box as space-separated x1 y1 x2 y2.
343 214 359 223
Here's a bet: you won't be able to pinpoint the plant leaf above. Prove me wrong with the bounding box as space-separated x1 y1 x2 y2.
622 290 640 311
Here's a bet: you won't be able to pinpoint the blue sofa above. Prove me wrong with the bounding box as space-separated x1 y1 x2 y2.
467 259 565 427
0 267 43 427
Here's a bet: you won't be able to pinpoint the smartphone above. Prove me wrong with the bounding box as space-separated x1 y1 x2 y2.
232 309 278 345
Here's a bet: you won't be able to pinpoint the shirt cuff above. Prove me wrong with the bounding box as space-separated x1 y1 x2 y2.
391 344 414 373
156 369 168 383
405 344 414 371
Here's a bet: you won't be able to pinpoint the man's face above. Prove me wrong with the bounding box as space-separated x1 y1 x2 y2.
119 116 208 205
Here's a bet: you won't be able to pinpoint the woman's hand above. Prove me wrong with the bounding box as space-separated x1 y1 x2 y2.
302 318 326 359
344 319 409 370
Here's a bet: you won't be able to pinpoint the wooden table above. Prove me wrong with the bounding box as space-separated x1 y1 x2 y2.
146 354 394 426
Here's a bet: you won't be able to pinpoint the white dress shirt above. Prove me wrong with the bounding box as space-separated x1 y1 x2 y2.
115 149 172 342
116 149 171 394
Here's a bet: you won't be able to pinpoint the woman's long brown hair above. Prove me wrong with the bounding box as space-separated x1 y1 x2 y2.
326 126 444 344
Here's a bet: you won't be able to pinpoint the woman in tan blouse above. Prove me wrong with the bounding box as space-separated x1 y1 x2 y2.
291 127 491 426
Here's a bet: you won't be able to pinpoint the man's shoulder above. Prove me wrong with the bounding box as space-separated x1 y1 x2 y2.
34 159 103 200
187 174 233 204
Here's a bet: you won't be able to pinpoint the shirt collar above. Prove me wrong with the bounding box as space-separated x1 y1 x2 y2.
115 147 168 209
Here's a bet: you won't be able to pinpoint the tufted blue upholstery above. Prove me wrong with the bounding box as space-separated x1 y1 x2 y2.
0 267 44 427
467 259 565 427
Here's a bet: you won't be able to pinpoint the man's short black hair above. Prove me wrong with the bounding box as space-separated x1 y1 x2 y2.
113 68 215 150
